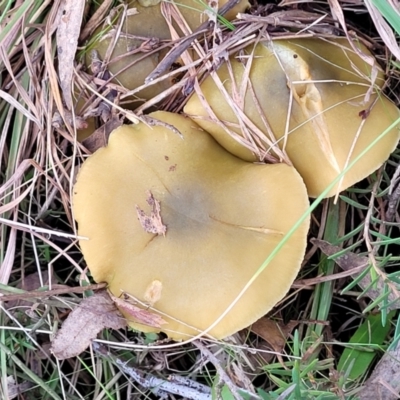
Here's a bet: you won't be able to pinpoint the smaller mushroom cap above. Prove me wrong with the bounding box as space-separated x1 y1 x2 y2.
86 0 249 105
184 38 400 197
73 111 310 340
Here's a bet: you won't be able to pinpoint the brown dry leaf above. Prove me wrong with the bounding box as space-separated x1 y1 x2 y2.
312 239 400 310
51 290 126 359
111 294 167 328
136 191 167 236
251 317 298 353
358 343 400 400
82 116 123 152
6 376 33 400
56 0 86 110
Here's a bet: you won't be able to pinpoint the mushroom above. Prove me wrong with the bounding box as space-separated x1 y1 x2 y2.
184 38 400 198
73 111 310 340
85 0 249 106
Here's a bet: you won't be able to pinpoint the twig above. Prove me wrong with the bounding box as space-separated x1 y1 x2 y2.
193 340 259 400
145 0 241 83
0 283 107 302
92 342 212 400
312 239 400 311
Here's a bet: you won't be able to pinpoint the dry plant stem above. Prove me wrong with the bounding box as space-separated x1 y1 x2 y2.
0 283 107 302
0 217 84 240
193 340 254 400
293 264 367 288
312 239 400 311
145 27 209 84
135 78 189 114
189 29 291 163
145 0 242 83
328 0 378 101
128 24 261 112
79 0 113 42
92 342 212 400
237 11 337 35
302 201 329 266
73 70 140 124
364 0 400 60
122 58 203 99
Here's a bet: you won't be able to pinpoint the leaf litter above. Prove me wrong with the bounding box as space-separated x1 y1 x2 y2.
110 292 167 327
313 238 400 311
51 290 126 359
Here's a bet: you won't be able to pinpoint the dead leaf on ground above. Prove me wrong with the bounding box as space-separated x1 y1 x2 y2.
56 0 86 110
312 239 400 311
136 191 167 236
51 290 126 360
251 317 299 353
357 342 400 400
250 317 299 365
111 293 167 328
6 376 33 400
82 116 123 152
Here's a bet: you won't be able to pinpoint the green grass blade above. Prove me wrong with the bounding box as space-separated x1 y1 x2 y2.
370 0 400 35
337 311 395 380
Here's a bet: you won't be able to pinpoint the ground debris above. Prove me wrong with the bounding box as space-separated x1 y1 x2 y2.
110 292 166 328
93 341 212 400
51 290 126 359
357 343 400 400
312 238 400 311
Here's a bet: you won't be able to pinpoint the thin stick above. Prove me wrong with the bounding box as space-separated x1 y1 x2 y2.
193 340 256 400
0 283 107 302
145 0 241 83
92 342 212 400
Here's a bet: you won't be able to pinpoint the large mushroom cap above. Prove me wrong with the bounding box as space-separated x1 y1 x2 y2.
184 38 400 198
73 111 310 340
86 0 249 105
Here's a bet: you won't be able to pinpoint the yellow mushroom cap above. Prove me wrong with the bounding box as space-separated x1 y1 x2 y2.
73 111 310 340
86 0 249 104
184 38 400 198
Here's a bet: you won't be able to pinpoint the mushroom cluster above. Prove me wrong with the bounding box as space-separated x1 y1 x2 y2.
75 23 400 340
73 111 310 340
184 38 400 197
